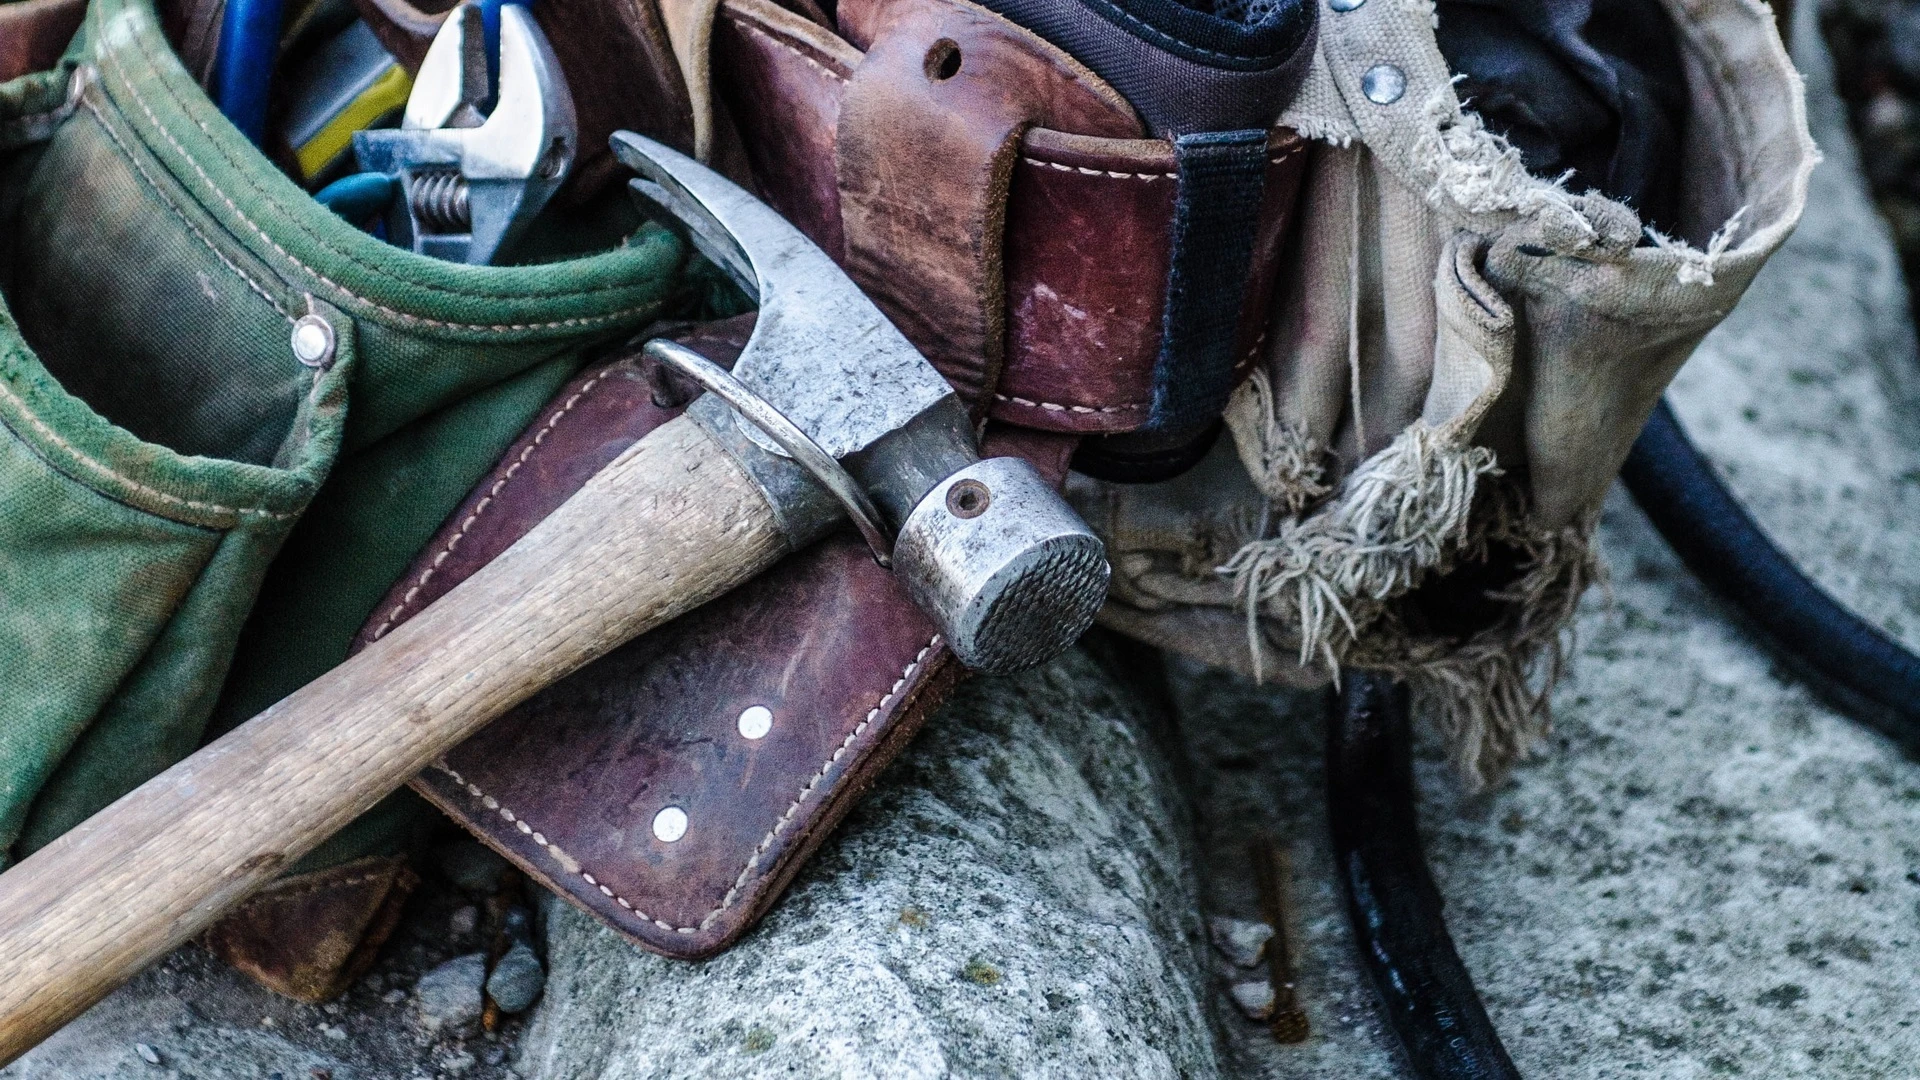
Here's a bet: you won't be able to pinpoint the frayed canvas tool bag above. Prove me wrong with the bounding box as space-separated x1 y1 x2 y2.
0 0 685 880
1081 0 1816 783
673 0 1814 786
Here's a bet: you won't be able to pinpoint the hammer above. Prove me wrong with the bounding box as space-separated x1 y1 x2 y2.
0 134 1109 1062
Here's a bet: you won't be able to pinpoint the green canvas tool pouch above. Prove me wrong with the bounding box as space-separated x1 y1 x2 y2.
0 0 685 867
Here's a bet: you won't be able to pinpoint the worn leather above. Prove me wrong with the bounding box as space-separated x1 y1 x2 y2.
345 317 1021 958
203 856 418 1003
712 0 1312 432
834 0 1141 409
2 0 86 83
347 0 697 203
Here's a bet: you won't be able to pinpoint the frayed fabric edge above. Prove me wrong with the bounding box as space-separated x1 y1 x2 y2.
1353 516 1604 788
1222 369 1332 516
1220 419 1498 682
1216 414 1603 785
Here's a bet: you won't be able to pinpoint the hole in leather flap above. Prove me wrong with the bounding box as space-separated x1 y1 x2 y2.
924 38 962 80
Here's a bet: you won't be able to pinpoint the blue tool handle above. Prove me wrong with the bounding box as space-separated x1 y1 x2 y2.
313 172 398 227
211 0 288 145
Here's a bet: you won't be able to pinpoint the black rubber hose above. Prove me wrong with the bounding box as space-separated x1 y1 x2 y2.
1328 673 1522 1080
1621 399 1920 750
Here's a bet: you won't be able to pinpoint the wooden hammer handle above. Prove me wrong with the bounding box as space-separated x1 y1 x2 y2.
0 415 787 1063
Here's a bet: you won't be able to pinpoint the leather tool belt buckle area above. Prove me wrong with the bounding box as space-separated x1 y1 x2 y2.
711 0 1312 440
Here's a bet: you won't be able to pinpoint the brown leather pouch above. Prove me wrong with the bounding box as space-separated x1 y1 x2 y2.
338 317 1068 957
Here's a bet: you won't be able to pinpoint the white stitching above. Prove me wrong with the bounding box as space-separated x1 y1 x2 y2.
79 96 295 321
728 16 849 84
994 393 1144 415
368 369 613 640
1022 157 1174 182
1016 147 1301 183
431 636 943 934
0 377 298 520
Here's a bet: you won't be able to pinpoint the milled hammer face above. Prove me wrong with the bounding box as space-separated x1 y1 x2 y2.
611 132 1110 673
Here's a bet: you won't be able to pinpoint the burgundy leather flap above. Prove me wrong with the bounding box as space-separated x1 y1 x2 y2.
832 0 1141 410
356 318 976 958
712 0 1312 434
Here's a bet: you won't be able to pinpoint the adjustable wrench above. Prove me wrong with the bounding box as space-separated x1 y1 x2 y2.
351 1 575 264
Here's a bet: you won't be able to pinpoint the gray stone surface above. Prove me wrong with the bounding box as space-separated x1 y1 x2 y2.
513 647 1217 1080
486 944 546 1016
0 868 531 1080
1669 0 1920 657
416 954 487 1037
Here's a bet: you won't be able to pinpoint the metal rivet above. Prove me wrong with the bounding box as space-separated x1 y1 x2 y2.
652 806 689 843
1329 0 1365 10
290 315 336 369
1362 64 1406 105
946 478 991 519
737 705 773 740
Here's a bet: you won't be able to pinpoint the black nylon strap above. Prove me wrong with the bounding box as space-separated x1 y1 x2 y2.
1148 128 1269 434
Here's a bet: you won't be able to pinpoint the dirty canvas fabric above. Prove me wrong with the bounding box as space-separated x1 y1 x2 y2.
0 0 686 864
1077 0 1817 781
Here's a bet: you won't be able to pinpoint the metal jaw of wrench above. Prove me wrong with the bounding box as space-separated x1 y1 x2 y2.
351 2 575 265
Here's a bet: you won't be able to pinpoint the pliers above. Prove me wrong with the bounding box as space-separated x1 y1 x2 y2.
349 1 575 265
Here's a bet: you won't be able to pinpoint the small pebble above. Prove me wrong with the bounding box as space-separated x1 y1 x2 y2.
135 1042 161 1065
1208 916 1273 969
449 905 480 937
414 953 488 1034
486 942 547 1014
1229 979 1276 1021
383 988 409 1005
325 1025 348 1042
440 1049 478 1076
484 1046 507 1066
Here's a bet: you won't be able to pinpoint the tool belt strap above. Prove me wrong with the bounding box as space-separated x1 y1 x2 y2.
710 0 1309 431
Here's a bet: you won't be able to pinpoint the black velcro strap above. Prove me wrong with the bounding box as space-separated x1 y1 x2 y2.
1148 128 1268 435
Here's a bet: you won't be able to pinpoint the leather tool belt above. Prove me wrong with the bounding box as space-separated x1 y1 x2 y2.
287 0 1812 968
215 0 1310 963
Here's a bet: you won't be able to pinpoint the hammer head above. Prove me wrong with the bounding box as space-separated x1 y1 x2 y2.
612 132 1109 673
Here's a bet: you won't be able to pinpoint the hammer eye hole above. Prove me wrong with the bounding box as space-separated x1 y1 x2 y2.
925 39 963 81
947 479 991 519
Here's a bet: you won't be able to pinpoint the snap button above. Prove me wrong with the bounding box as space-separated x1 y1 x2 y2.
290 315 336 369
1362 64 1406 105
737 705 773 740
652 806 689 843
1329 0 1364 11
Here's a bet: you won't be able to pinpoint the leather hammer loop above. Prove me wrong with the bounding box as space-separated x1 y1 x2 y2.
1622 399 1920 748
